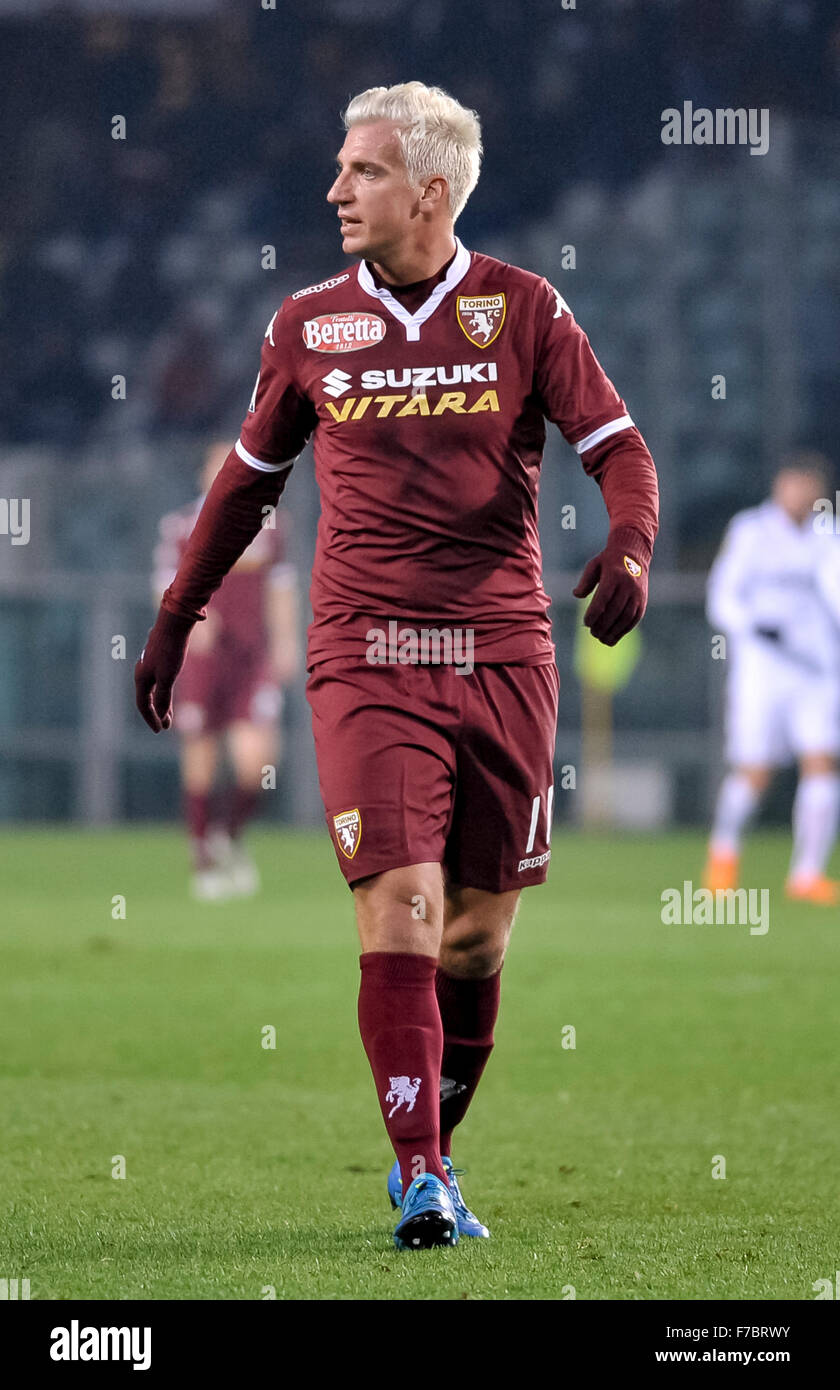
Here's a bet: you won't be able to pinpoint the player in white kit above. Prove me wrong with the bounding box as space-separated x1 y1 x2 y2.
704 456 840 903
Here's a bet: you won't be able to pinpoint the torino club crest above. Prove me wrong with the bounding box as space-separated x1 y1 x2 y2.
333 808 362 858
456 293 506 348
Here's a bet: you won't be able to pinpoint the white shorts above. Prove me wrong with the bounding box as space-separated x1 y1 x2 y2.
725 645 840 766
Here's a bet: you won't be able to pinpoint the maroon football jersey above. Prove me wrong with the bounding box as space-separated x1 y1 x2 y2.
235 239 656 666
155 495 295 651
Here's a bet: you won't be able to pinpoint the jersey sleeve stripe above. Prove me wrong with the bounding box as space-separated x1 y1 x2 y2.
573 414 634 455
235 438 295 473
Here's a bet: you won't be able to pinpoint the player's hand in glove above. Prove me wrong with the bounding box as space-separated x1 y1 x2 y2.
134 609 196 732
573 531 650 646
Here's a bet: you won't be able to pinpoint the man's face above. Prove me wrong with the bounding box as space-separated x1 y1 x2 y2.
327 120 420 262
773 468 827 524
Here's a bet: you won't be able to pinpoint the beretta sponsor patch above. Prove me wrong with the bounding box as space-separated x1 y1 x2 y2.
303 312 386 353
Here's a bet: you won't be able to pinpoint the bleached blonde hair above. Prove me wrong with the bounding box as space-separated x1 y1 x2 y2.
343 81 482 221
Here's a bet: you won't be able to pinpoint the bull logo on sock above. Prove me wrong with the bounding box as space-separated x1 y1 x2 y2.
333 808 361 859
386 1076 421 1118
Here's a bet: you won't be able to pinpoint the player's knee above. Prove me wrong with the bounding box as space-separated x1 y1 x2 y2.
734 764 771 795
353 863 444 937
180 733 218 793
440 924 507 978
799 753 838 777
442 941 505 979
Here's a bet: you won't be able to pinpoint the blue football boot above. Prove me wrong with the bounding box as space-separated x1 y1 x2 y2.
393 1173 459 1250
388 1157 490 1239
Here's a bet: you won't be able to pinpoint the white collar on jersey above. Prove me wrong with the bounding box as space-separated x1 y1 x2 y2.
356 237 472 342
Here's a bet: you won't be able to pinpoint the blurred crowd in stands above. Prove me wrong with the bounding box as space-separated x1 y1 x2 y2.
1 0 838 486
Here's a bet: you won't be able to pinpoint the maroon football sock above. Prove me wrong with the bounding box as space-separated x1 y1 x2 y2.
184 791 212 868
226 785 260 840
358 952 447 1192
436 966 501 1158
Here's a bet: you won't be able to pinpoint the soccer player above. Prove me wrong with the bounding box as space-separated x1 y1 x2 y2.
153 439 300 900
136 83 659 1249
704 455 840 903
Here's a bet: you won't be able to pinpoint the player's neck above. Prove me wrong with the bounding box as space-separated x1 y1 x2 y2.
369 232 458 288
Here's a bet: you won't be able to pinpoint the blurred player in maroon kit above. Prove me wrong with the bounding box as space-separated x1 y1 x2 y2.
153 440 300 900
136 83 659 1249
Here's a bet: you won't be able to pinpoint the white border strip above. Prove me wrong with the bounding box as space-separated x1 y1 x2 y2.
574 414 634 455
235 438 294 473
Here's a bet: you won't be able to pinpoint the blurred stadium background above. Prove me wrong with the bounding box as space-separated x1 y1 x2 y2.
2 0 839 832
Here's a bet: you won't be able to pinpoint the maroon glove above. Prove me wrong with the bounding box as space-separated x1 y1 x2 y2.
573 527 650 646
135 609 197 732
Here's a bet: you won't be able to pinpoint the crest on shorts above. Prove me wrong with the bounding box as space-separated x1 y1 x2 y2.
333 808 362 859
456 293 506 349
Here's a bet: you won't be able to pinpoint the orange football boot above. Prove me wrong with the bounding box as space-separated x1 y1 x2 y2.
785 875 840 905
703 850 739 892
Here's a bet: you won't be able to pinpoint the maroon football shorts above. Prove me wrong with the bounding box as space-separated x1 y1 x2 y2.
174 640 281 735
306 657 559 893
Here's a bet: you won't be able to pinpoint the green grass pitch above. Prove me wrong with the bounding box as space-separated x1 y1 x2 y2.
0 826 837 1301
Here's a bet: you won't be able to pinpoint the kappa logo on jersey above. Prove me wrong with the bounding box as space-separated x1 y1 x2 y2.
386 1076 421 1118
457 293 506 348
322 368 353 398
303 312 386 353
333 807 362 858
551 286 571 318
623 555 643 578
291 273 350 300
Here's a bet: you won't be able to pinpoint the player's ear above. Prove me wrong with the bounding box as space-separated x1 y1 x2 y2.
420 175 449 212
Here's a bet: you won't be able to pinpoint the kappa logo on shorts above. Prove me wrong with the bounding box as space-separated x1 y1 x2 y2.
333 807 362 858
518 850 551 872
623 555 643 578
456 293 506 348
